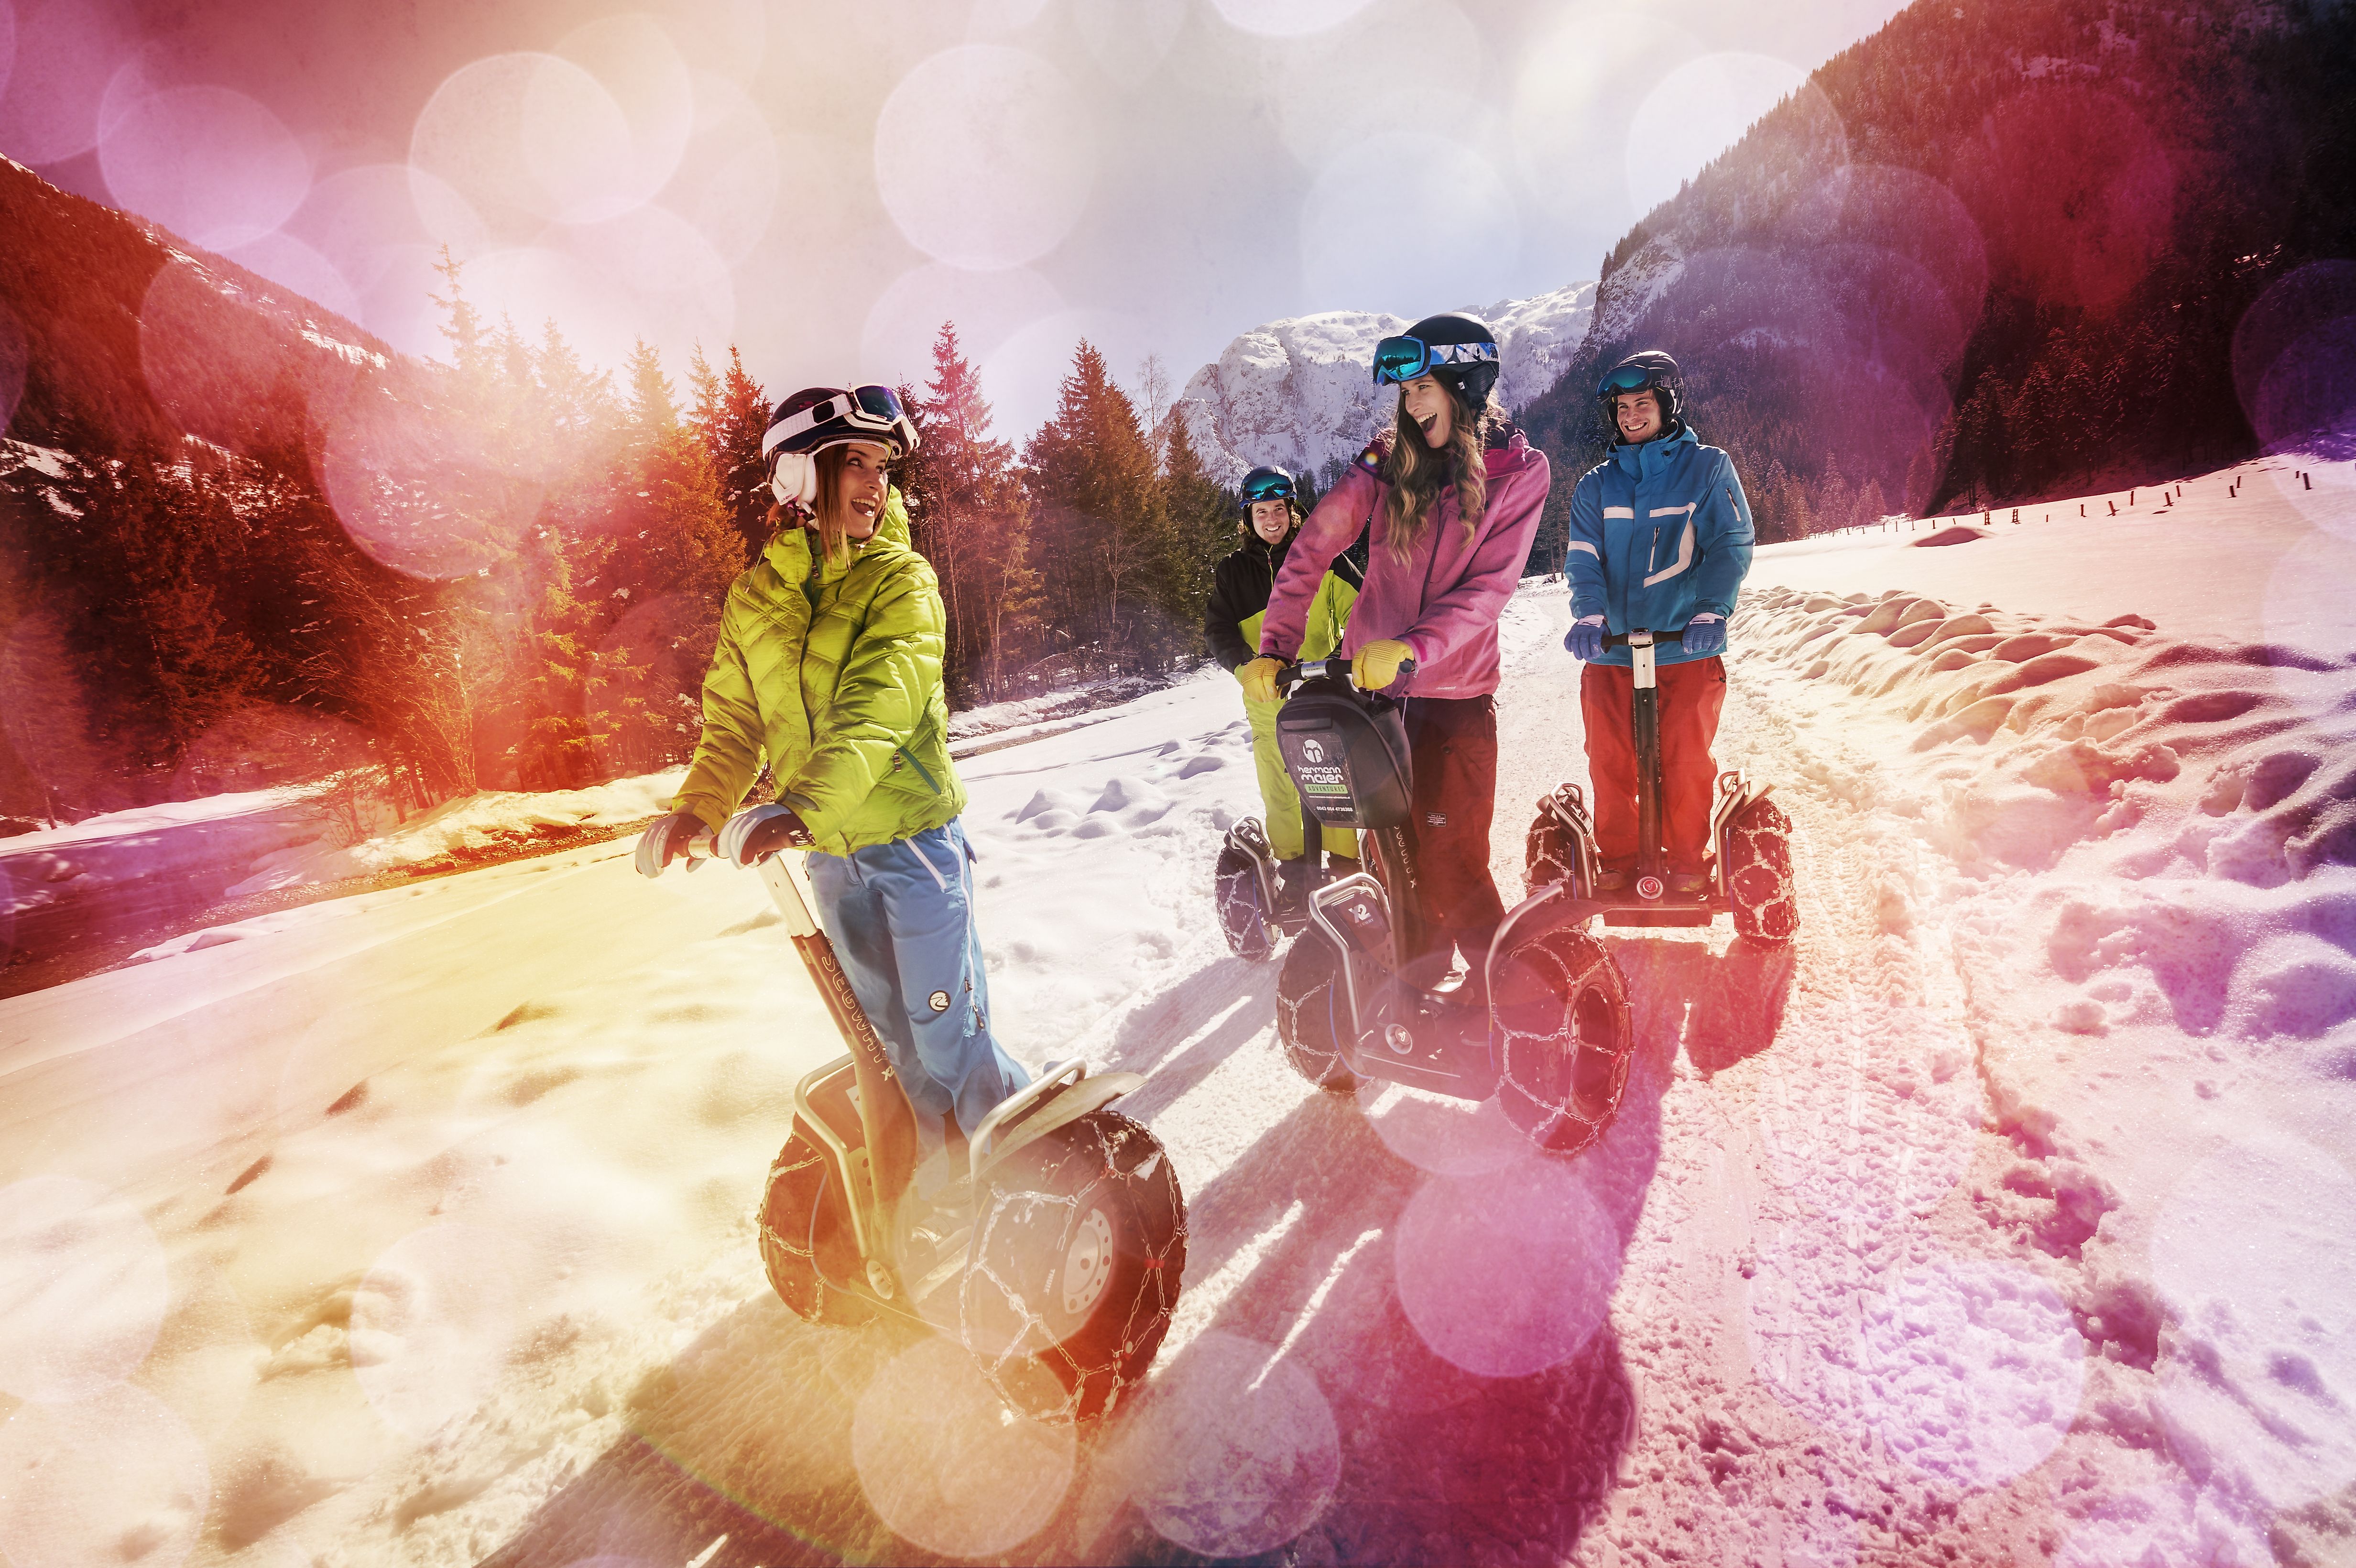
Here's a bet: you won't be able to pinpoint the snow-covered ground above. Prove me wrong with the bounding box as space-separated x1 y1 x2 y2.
3 455 2354 1565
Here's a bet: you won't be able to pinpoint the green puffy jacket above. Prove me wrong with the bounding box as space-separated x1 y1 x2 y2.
670 490 965 854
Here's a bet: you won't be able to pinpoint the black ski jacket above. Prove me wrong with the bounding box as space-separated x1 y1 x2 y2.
1204 533 1291 671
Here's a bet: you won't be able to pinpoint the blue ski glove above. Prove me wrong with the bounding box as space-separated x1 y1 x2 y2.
720 802 815 867
634 809 709 878
1682 614 1727 658
1564 617 1606 662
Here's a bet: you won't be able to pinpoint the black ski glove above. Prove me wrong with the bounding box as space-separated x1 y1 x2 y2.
720 802 816 867
634 809 709 878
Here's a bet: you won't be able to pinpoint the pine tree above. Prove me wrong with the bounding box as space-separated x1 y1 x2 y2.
625 339 679 439
1025 340 1167 675
687 345 772 555
911 321 1041 699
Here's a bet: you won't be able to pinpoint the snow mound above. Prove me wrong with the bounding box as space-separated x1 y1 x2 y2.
227 771 686 896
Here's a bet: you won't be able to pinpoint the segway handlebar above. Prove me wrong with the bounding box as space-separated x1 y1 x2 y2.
1604 629 1684 649
1274 656 1416 695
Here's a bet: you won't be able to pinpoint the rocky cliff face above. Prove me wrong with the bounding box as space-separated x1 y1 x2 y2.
1172 280 1594 488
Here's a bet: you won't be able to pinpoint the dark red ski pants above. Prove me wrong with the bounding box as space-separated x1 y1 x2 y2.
1580 657 1727 874
1402 694 1505 948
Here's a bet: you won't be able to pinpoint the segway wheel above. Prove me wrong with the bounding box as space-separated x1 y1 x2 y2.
1214 839 1276 962
1491 927 1634 1155
758 1130 877 1326
1275 933 1358 1092
1725 796 1799 944
962 1110 1188 1423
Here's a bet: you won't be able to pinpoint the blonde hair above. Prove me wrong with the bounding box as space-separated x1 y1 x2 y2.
1378 385 1505 568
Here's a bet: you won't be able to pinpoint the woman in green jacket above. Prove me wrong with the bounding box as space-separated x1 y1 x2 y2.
634 385 1025 1187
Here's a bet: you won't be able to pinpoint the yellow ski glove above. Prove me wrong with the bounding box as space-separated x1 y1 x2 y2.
1239 656 1285 705
1351 638 1415 691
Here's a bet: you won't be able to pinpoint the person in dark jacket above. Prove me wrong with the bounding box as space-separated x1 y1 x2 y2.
1204 465 1363 908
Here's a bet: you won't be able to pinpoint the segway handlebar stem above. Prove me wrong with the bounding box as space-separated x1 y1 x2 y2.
1274 656 1417 696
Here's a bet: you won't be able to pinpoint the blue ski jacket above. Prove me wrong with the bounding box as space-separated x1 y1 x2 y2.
1565 422 1756 668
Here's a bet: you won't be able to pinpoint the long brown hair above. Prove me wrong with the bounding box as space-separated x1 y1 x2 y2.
1378 384 1507 567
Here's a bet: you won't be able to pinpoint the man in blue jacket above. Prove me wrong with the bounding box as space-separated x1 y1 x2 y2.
1563 351 1755 893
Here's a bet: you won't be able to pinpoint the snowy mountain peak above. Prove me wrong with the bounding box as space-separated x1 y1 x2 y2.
1174 281 1595 489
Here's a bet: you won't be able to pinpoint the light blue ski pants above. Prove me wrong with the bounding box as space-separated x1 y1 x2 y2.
804 819 1027 1172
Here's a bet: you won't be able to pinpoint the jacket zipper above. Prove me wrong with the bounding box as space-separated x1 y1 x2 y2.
897 747 942 796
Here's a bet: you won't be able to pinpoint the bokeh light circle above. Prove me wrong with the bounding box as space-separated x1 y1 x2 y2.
560 205 736 356
350 1223 524 1440
2233 261 2356 459
1118 1331 1340 1558
0 1175 171 1404
412 52 680 233
1748 1249 2085 1488
663 70 780 267
220 232 361 329
873 45 1097 271
1800 164 1989 326
1301 132 1519 311
850 1335 1075 1557
0 1384 209 1568
1276 0 1483 170
1626 53 1810 218
1072 0 1184 88
98 85 311 250
541 13 695 224
1210 0 1378 37
1509 10 1695 232
1353 1078 1531 1176
2150 1133 2356 1509
0 0 137 164
1395 1159 1617 1377
313 387 541 579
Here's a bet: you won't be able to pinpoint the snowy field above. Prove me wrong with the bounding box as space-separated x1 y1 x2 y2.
3 455 2355 1565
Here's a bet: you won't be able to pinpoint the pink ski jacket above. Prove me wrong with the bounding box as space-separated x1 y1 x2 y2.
1259 431 1550 699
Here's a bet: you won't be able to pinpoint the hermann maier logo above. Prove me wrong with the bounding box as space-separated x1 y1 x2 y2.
1302 738 1325 763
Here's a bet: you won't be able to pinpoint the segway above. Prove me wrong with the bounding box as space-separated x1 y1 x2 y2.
687 812 1189 1424
1269 661 1643 1155
1522 629 1798 941
1213 814 1335 961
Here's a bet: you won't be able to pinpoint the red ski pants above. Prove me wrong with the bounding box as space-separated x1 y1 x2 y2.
1580 657 1727 874
1401 694 1505 945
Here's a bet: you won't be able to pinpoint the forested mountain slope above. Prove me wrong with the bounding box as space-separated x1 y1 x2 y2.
1520 0 2356 543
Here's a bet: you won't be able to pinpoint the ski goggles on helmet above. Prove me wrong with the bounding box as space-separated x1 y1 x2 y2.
1372 333 1498 387
1597 362 1670 397
1241 470 1296 503
760 384 918 465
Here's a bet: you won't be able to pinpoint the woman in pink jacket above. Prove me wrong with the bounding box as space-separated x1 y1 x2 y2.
1240 312 1550 989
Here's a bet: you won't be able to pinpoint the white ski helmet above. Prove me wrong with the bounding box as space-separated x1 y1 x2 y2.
762 384 919 507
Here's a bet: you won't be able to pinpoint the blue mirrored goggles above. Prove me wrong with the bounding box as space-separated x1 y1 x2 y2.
1241 472 1295 503
1596 363 1667 397
1372 334 1498 387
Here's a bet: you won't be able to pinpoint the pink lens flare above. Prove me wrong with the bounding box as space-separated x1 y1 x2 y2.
310 387 542 581
1111 1329 1341 1559
849 1335 1075 1558
1953 85 2175 313
0 1383 209 1568
98 84 310 251
1352 1077 1536 1177
0 0 137 164
2233 261 2356 460
1394 1158 1619 1378
219 232 361 332
0 1175 171 1404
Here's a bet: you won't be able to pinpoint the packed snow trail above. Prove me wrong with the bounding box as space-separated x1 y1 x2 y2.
6 460 2355 1564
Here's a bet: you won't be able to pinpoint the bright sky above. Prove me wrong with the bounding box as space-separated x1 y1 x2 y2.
0 0 1910 439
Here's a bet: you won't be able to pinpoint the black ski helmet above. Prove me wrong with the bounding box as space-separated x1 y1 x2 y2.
761 384 919 507
1595 350 1684 433
1372 312 1501 408
1240 465 1297 509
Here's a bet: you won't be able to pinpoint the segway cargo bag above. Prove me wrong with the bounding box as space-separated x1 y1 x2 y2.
1276 676 1413 831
